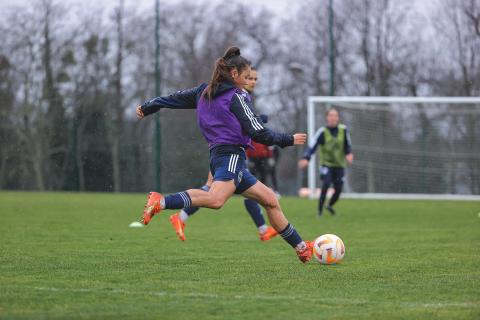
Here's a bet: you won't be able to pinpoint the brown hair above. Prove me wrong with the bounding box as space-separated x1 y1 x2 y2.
204 46 251 100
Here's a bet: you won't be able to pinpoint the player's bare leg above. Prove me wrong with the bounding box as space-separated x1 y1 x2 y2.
242 181 313 263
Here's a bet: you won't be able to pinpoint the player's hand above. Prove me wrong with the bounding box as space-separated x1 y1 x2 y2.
346 153 354 164
293 133 307 145
298 159 309 169
136 105 145 119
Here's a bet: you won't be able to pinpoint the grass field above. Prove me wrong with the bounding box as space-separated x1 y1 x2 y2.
0 191 479 319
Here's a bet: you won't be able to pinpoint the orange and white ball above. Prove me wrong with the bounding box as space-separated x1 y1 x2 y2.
298 187 310 198
313 234 345 265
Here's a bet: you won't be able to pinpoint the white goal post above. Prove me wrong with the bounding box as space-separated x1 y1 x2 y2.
307 96 480 201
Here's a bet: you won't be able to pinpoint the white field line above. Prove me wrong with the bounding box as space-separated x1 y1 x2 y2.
30 286 479 309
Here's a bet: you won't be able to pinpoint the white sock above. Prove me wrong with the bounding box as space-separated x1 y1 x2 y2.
295 241 307 251
258 224 268 234
179 210 189 222
160 198 166 209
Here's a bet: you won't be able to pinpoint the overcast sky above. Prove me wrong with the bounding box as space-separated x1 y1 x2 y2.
0 0 436 22
0 0 295 15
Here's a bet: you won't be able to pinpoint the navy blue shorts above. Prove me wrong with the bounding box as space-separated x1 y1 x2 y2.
320 166 345 186
210 150 258 194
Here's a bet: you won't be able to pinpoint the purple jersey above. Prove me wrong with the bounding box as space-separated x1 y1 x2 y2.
197 87 252 149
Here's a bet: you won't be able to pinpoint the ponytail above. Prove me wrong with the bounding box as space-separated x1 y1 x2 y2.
204 46 251 100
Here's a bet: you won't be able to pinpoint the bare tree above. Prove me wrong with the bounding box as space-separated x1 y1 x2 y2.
432 0 480 193
464 0 480 37
2 3 47 190
0 54 16 188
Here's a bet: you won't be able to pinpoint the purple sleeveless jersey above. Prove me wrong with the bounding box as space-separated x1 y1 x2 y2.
197 87 252 150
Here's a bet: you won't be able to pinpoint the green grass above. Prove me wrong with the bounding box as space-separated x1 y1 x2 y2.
0 191 479 319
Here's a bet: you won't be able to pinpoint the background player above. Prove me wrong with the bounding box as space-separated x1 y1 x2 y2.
298 108 353 216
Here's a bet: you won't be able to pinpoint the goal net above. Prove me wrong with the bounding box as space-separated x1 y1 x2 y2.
307 97 480 200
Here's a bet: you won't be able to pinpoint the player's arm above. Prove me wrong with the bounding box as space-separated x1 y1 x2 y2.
344 126 354 164
136 83 207 118
298 128 324 168
230 93 305 147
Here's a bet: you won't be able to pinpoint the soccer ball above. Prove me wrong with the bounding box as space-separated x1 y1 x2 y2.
313 234 345 265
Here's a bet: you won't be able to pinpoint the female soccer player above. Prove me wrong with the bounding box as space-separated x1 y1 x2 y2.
245 67 280 195
136 47 313 263
298 108 353 216
169 69 278 242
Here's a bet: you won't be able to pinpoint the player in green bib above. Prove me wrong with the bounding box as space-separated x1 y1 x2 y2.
298 108 353 216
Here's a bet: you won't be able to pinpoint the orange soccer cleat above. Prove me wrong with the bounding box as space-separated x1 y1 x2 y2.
259 226 278 242
296 241 314 263
141 192 163 225
169 213 186 241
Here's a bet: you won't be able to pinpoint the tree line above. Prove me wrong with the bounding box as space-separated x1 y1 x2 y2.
0 0 478 194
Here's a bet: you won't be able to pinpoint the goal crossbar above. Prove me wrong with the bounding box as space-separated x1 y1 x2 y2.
308 96 480 104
